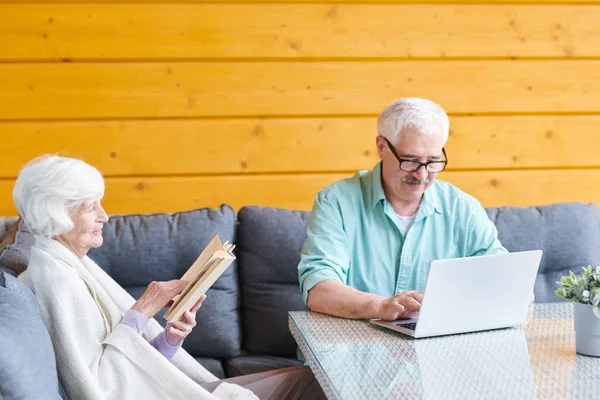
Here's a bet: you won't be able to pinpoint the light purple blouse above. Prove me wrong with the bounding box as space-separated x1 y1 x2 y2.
121 309 180 359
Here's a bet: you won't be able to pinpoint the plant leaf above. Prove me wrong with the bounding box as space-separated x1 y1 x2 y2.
571 271 578 281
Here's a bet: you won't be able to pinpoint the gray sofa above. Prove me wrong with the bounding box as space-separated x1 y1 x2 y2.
1 202 599 398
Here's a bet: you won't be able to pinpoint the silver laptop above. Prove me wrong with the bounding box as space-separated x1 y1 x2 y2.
370 250 542 338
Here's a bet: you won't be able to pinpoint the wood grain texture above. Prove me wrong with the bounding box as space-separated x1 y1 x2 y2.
0 169 597 215
2 115 600 177
1 4 598 59
2 61 600 119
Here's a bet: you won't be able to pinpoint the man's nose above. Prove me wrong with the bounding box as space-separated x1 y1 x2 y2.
416 165 429 180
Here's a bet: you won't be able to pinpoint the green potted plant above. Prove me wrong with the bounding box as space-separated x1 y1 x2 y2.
556 266 600 357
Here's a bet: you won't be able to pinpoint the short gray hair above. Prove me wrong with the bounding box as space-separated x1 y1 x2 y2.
13 155 105 238
377 98 450 144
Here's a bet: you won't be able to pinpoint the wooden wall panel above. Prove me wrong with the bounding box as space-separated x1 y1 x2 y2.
2 61 600 120
1 1 599 212
2 4 600 60
0 168 598 216
3 115 600 178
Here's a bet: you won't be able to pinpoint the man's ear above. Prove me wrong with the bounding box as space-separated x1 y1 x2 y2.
375 136 386 159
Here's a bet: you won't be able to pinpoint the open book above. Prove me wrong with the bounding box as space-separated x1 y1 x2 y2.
164 234 236 322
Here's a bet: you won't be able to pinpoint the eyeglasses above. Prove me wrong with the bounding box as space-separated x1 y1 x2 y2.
384 137 448 173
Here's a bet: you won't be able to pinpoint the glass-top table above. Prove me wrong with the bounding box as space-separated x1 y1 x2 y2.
289 303 600 400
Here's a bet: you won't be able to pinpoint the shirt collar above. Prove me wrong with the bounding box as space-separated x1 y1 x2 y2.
371 162 443 216
417 183 443 220
371 162 387 209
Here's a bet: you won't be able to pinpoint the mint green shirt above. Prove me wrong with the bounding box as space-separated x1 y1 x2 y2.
298 163 507 304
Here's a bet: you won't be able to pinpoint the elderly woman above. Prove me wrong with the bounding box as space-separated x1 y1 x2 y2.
15 155 324 400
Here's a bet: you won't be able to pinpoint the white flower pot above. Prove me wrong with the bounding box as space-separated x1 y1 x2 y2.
574 302 600 357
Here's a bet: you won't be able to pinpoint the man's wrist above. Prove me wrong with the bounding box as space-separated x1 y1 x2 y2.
368 295 385 319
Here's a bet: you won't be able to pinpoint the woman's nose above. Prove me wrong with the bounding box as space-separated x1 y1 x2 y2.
99 207 109 222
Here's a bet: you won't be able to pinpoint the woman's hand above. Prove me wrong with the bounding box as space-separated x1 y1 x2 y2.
131 280 188 319
165 295 206 346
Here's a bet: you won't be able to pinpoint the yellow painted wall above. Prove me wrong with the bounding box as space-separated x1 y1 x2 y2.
1 0 600 215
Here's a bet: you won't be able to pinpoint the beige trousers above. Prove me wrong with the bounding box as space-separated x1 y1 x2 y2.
200 366 326 400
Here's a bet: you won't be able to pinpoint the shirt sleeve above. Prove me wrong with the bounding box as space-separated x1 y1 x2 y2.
121 309 180 359
149 328 180 360
121 309 149 335
298 190 351 305
466 201 508 256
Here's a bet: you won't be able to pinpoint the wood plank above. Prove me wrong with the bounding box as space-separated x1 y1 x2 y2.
2 61 600 119
447 115 600 170
0 169 598 216
2 4 600 59
2 115 600 177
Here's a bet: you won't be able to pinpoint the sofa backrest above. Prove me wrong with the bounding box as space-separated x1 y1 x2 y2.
2 201 599 362
0 218 33 277
236 206 310 357
0 207 243 361
486 202 600 302
235 202 600 356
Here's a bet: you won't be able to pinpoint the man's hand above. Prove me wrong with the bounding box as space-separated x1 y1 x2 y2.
377 291 423 321
131 280 188 319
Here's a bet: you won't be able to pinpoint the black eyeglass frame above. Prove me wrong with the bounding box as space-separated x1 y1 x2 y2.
383 137 448 173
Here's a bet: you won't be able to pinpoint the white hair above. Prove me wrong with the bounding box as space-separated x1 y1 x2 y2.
377 98 450 144
12 155 105 238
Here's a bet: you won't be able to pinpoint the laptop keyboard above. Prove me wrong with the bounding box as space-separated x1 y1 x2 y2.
395 322 417 330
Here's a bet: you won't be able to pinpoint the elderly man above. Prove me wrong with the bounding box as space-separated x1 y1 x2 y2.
298 98 508 321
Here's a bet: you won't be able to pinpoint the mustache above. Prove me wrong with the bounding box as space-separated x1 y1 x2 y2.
402 177 430 184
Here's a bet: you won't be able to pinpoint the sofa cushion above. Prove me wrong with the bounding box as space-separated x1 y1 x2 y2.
0 217 19 252
0 217 19 239
87 205 242 359
225 356 302 378
194 357 226 379
485 202 600 303
237 206 309 357
0 219 34 277
0 272 62 399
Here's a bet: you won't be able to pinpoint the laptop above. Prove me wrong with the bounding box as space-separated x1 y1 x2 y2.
370 250 542 338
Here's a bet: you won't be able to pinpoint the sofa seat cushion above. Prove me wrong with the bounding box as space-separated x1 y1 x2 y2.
194 357 226 379
88 205 242 360
485 202 600 303
224 356 303 377
237 206 309 357
0 272 62 399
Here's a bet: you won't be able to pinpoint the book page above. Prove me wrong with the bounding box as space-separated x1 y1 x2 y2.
180 235 223 283
170 253 221 311
164 235 236 321
166 253 235 322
